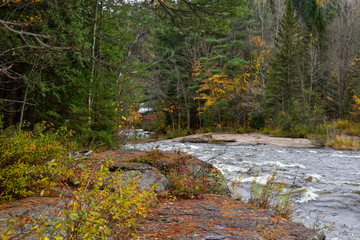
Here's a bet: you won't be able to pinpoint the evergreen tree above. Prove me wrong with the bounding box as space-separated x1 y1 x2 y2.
265 0 305 125
295 0 327 111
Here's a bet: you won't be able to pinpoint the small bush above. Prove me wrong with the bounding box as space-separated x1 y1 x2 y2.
167 153 227 199
335 119 352 130
311 215 335 235
167 166 211 199
0 123 74 201
325 135 360 151
249 113 265 129
166 128 190 139
327 120 360 137
248 171 294 219
136 149 226 199
2 161 156 239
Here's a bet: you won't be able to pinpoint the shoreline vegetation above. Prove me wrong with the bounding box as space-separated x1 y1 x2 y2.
154 119 360 151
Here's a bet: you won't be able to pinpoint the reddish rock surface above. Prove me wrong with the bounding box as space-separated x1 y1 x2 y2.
131 195 324 240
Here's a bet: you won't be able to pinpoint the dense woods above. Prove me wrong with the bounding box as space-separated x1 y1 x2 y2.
1 0 360 146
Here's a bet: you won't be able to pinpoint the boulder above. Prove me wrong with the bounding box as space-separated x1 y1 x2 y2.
109 162 172 193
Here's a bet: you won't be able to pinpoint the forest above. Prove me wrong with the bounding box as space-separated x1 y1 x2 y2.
1 0 360 147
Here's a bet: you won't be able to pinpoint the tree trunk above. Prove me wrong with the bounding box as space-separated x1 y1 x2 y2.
19 85 28 130
89 0 99 125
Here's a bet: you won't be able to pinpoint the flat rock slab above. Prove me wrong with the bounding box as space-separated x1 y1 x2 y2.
134 195 325 240
172 133 315 148
0 197 65 239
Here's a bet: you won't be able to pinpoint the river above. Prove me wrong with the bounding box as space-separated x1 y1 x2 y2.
126 141 360 240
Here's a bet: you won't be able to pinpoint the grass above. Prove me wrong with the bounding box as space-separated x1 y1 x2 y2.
248 171 294 219
325 135 360 151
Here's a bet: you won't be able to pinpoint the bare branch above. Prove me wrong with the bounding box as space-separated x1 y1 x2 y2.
0 98 36 106
0 20 78 50
0 20 50 39
0 64 22 80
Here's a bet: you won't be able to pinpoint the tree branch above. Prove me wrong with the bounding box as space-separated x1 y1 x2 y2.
0 98 36 106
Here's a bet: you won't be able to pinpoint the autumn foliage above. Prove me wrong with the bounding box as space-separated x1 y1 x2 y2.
0 123 73 200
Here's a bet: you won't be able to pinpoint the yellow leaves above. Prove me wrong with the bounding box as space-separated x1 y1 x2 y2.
195 70 253 111
353 95 360 106
316 0 327 6
121 116 126 121
163 104 175 113
155 0 173 7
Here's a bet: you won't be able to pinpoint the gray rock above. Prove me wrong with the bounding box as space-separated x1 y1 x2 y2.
112 168 172 193
109 162 152 171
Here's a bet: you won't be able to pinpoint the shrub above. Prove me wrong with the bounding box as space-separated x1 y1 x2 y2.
327 120 360 137
249 113 265 129
335 119 352 130
311 215 335 235
248 171 294 219
2 161 156 239
166 128 190 139
136 149 226 199
0 123 74 201
325 135 360 151
167 166 211 199
166 153 226 199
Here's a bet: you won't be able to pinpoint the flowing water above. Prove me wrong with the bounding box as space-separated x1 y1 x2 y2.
126 141 360 239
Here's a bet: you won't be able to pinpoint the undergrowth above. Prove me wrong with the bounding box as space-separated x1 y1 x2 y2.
248 171 294 219
1 160 156 239
325 135 360 150
0 123 74 201
135 149 227 199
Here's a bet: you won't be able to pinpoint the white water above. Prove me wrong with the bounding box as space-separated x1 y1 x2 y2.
126 141 360 239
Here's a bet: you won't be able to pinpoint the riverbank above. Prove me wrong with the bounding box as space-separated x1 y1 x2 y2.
0 149 325 239
170 132 316 148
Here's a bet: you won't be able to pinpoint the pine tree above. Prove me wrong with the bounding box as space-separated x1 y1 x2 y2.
265 0 304 116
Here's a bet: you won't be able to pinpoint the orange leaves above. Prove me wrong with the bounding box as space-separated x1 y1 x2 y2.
252 35 266 47
191 58 204 78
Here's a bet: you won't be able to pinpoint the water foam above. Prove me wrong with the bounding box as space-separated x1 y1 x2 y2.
262 161 306 169
241 175 272 185
331 153 360 159
294 187 319 203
